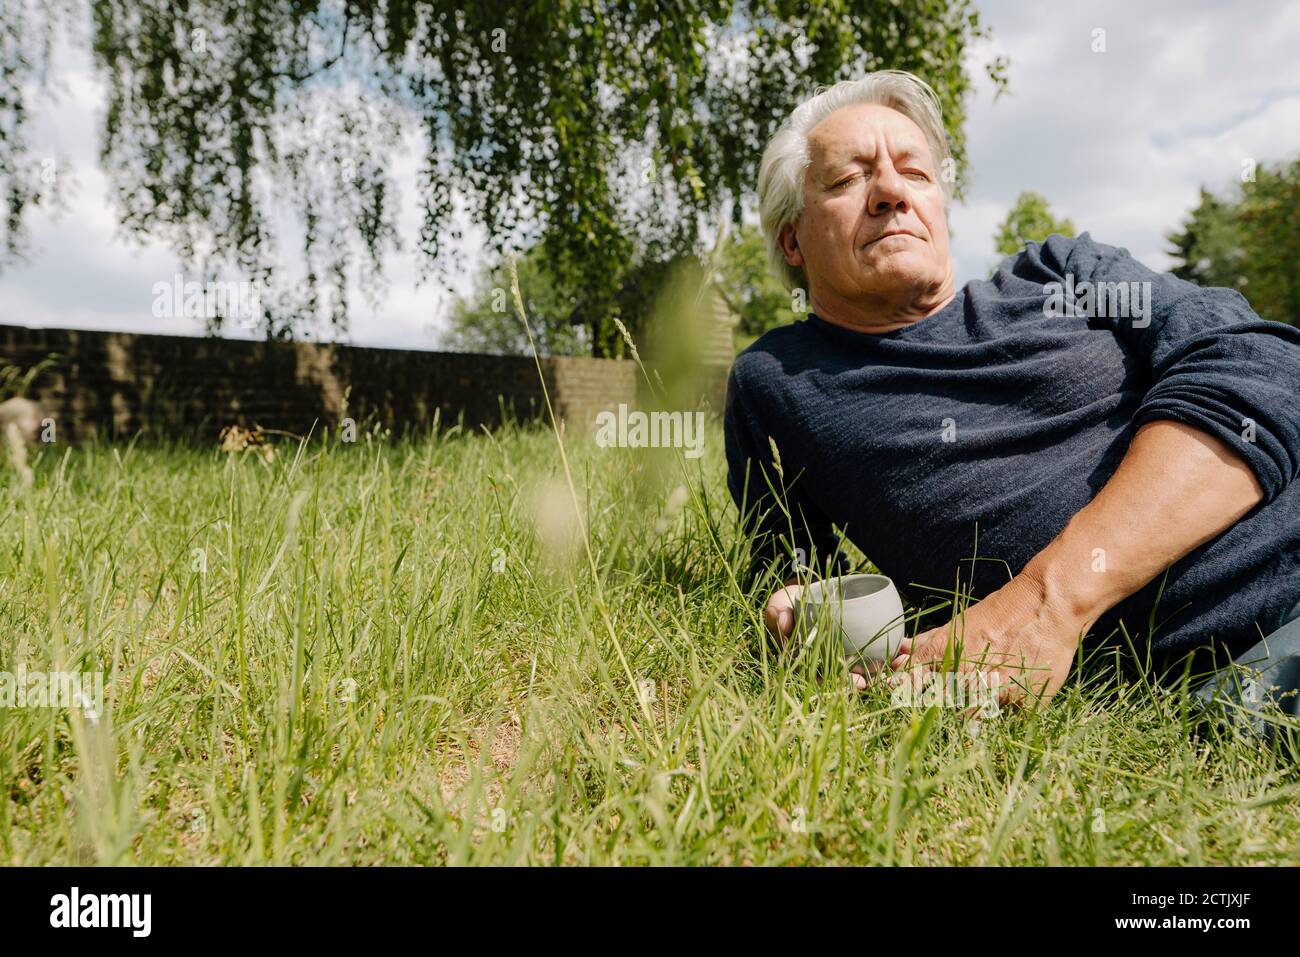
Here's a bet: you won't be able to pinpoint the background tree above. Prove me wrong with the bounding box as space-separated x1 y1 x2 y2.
713 224 802 350
1 0 1008 351
442 247 589 357
993 190 1075 258
0 0 76 265
1166 158 1299 326
447 222 803 357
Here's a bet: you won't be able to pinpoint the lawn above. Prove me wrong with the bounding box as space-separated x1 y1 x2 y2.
1 418 1298 865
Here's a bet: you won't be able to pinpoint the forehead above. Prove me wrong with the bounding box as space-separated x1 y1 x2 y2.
807 102 931 166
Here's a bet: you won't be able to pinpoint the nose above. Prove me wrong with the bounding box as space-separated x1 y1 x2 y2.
867 161 909 216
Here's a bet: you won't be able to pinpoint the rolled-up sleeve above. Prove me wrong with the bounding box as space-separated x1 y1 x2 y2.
1045 232 1300 505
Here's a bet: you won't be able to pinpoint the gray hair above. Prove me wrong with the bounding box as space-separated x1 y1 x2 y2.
757 71 953 291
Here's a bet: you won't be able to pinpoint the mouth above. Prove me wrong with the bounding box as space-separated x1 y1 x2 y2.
866 229 921 246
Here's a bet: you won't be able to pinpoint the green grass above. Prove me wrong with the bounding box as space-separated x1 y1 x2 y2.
1 418 1298 866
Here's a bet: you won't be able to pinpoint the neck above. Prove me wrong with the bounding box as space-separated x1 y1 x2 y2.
809 274 957 334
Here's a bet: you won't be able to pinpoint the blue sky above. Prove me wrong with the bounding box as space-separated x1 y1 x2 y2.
3 0 1298 349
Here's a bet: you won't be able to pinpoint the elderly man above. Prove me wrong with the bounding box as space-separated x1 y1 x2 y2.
725 70 1300 739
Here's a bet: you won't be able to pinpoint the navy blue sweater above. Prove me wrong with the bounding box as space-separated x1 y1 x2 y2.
725 232 1300 663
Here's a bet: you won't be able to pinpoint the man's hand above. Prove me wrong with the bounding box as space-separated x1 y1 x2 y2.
765 577 877 691
888 568 1087 713
764 579 803 645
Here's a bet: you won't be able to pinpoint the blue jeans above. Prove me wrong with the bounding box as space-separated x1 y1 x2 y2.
1191 596 1300 742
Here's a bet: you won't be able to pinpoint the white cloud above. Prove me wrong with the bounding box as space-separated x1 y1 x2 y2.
950 0 1300 284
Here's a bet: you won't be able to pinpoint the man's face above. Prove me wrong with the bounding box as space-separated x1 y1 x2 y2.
781 102 953 311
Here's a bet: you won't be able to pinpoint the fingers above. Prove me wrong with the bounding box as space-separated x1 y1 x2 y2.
891 626 948 672
884 660 1017 707
849 658 881 676
892 623 990 672
890 639 924 674
889 636 914 673
764 604 791 639
848 659 885 685
764 583 802 640
848 657 899 693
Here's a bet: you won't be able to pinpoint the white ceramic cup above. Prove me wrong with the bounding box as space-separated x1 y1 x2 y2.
794 573 907 664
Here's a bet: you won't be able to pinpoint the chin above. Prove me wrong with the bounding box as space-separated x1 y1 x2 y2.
860 244 923 266
862 256 927 284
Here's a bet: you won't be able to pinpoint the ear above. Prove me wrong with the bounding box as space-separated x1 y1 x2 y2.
778 222 804 269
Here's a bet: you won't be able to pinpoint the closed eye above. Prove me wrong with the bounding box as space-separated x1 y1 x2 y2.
832 169 929 189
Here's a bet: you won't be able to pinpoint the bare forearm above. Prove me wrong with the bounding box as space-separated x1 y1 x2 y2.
1017 419 1265 634
896 419 1266 705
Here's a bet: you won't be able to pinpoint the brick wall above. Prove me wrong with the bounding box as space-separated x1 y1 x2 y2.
0 325 647 443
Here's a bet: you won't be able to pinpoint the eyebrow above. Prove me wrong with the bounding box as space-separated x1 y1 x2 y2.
825 145 928 169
